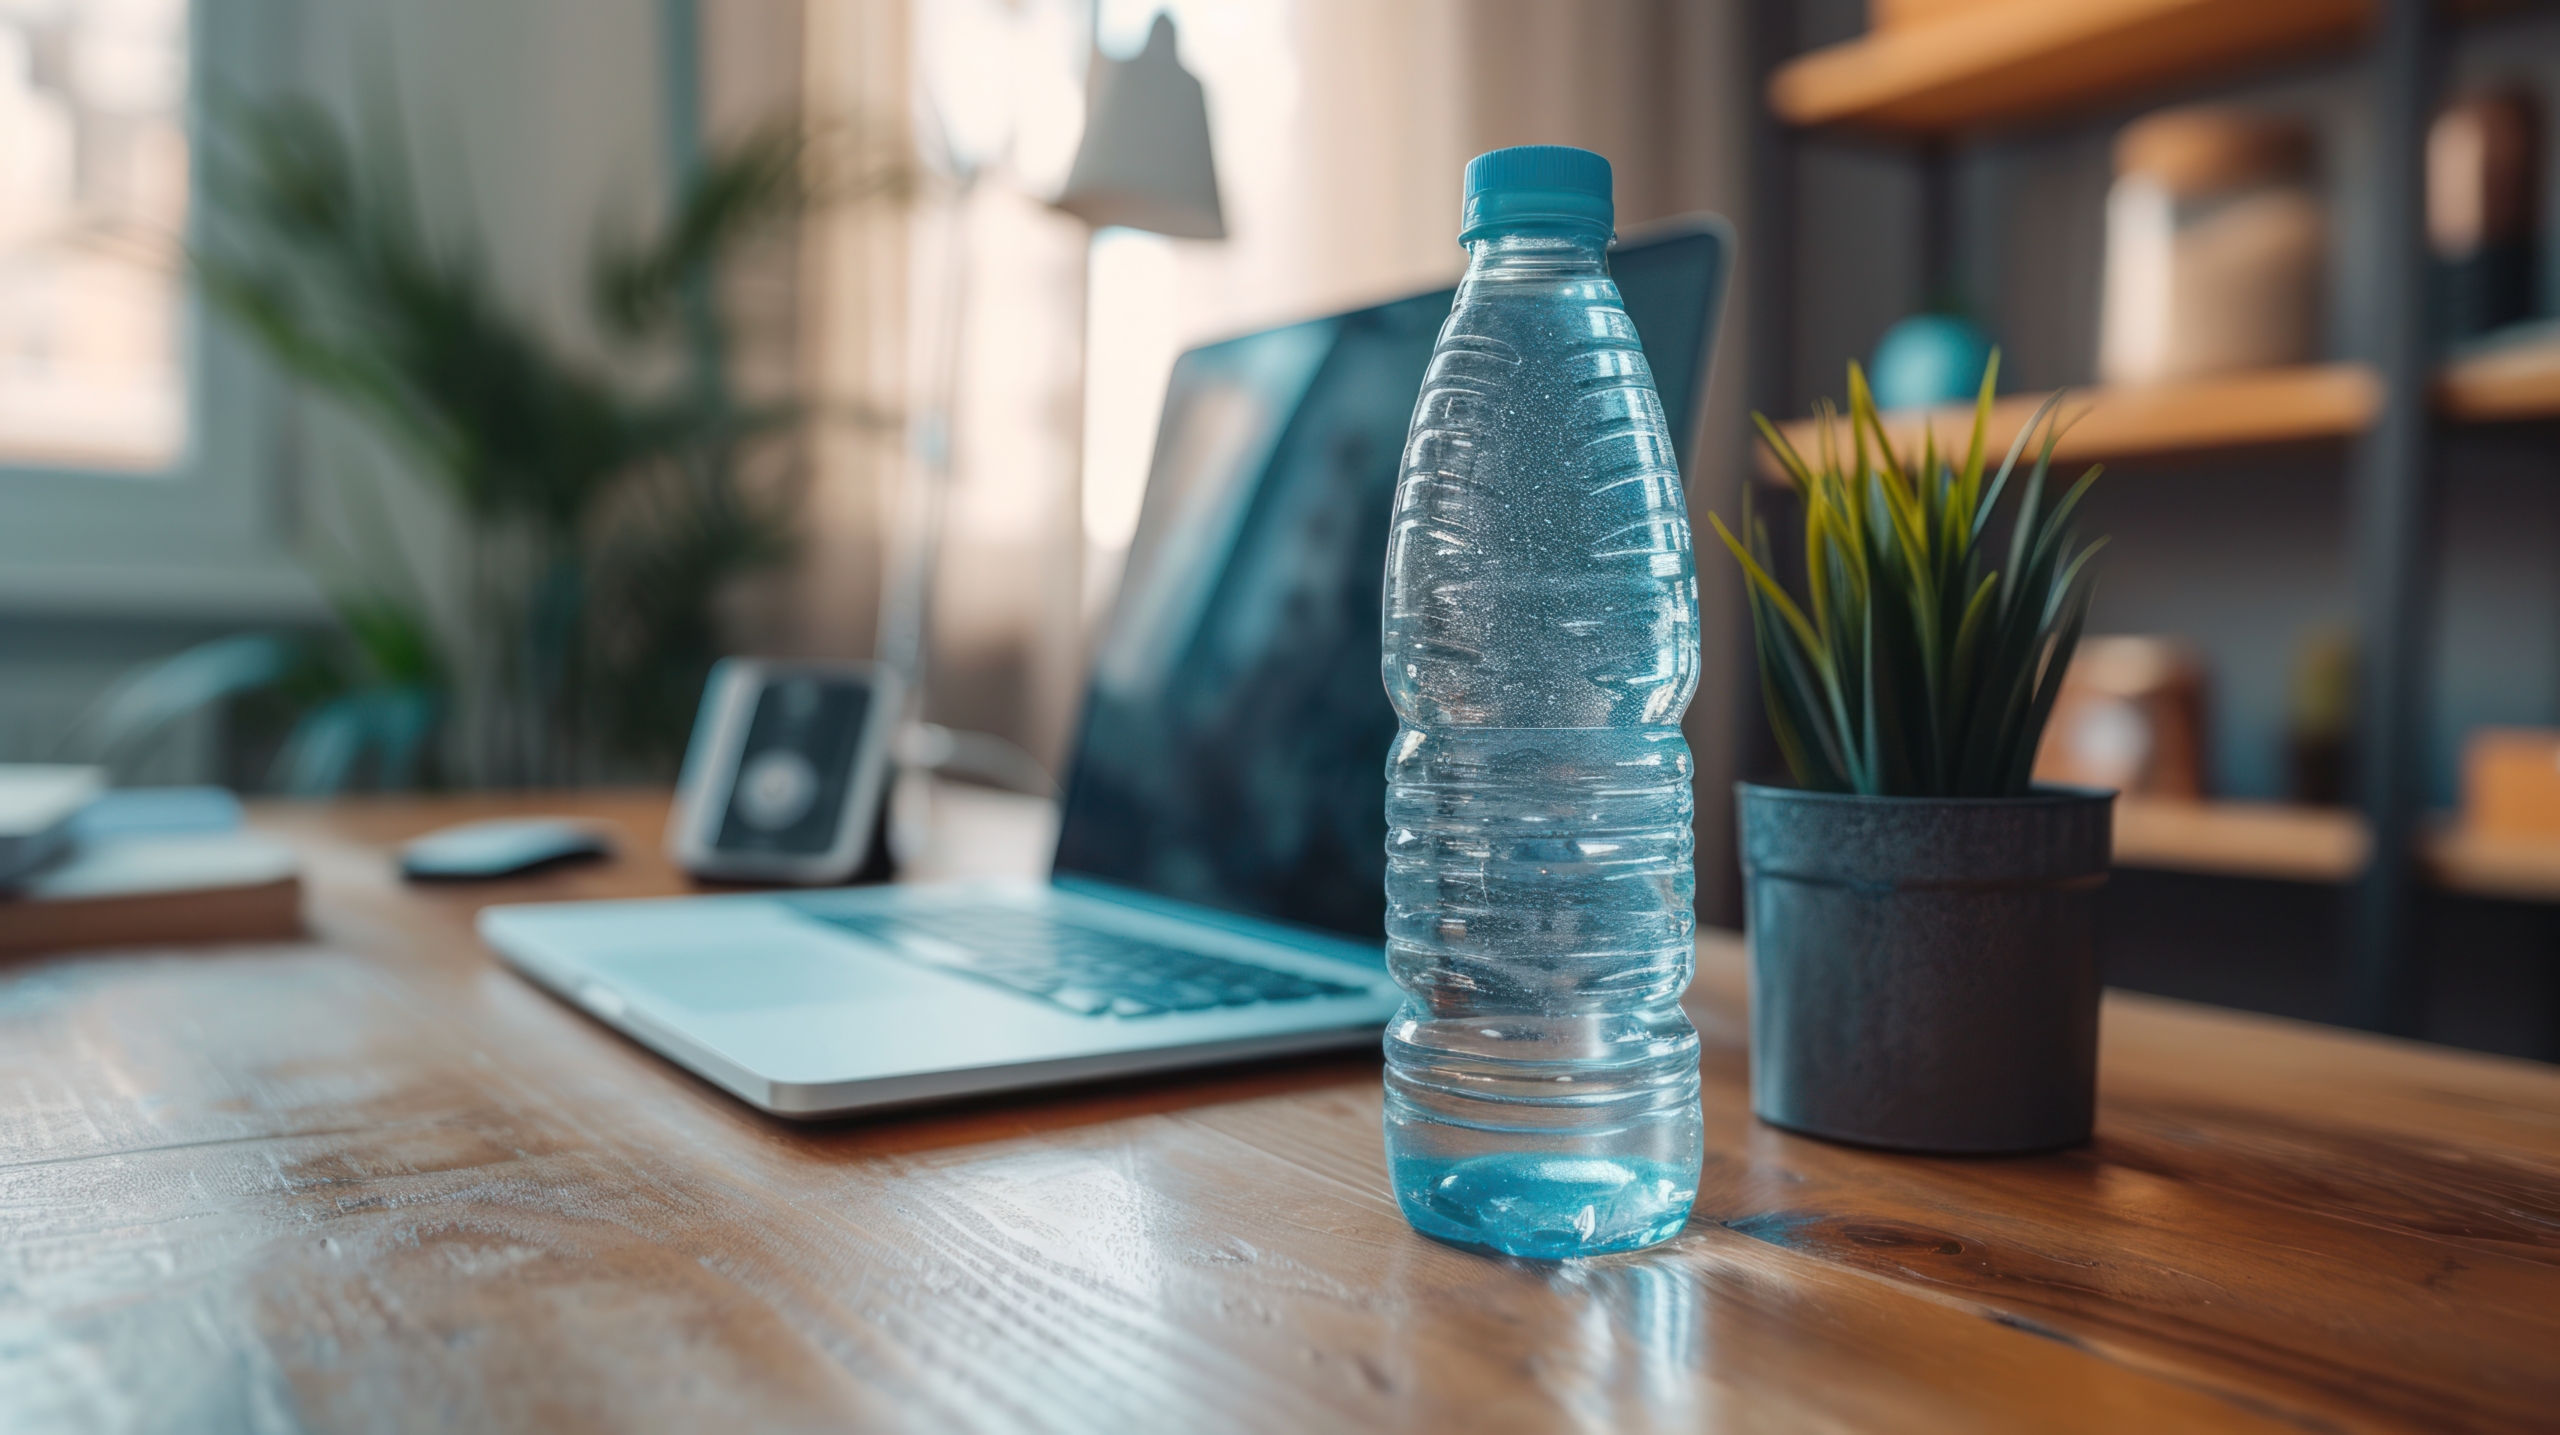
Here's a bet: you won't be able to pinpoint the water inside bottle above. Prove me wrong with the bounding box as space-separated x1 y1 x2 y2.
1382 228 1703 1258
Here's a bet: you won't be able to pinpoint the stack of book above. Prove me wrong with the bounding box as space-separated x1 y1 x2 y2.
0 769 302 957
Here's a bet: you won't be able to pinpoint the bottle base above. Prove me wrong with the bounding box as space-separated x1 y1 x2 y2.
1390 1150 1697 1259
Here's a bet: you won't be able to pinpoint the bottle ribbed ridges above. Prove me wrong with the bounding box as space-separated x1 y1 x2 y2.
1379 214 1701 1257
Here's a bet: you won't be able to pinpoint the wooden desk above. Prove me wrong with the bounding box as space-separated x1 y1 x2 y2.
7 791 2559 1432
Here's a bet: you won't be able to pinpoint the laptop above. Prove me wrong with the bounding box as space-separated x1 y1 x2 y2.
479 217 1732 1118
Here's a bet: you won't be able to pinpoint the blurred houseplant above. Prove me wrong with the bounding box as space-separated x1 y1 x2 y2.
184 97 870 787
70 605 443 797
1714 358 2114 1154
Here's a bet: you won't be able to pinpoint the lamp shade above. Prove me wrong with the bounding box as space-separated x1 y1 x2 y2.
1054 14 1225 239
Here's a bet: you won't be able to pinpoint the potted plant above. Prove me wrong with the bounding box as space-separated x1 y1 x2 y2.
1711 357 2110 1153
189 99 894 787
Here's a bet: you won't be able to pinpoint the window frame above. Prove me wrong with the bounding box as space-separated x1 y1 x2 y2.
0 0 320 623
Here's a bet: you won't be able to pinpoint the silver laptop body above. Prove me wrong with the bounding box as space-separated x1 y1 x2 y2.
480 876 1397 1116
477 220 1731 1119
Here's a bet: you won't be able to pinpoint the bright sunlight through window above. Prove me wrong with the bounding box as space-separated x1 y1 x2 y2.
0 0 190 473
1081 224 1180 552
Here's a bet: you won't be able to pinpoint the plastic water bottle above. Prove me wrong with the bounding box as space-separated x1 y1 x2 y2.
1380 145 1702 1258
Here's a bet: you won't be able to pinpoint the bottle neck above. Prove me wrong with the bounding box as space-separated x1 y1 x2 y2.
1462 230 1611 276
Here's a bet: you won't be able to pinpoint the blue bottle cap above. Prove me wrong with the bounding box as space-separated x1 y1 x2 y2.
1459 145 1614 243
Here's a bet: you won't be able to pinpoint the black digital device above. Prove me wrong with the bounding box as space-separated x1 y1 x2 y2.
1051 218 1732 940
668 659 903 884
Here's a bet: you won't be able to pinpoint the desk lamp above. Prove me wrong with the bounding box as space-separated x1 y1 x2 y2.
1054 13 1226 239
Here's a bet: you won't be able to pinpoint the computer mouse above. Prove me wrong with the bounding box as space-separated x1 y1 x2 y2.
400 818 614 881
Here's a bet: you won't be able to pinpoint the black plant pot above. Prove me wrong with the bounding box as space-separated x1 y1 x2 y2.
1736 782 2114 1154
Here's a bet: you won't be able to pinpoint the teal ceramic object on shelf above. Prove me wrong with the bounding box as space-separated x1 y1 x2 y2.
1869 314 1994 411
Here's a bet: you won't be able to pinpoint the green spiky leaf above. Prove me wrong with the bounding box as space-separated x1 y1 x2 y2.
1712 355 2105 797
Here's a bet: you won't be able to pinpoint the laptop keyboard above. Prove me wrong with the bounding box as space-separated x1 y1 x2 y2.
797 906 1368 1018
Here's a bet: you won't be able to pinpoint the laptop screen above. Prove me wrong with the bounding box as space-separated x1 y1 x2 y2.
1052 221 1730 942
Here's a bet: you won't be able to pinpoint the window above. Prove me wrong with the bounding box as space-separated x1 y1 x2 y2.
0 0 190 473
0 0 310 620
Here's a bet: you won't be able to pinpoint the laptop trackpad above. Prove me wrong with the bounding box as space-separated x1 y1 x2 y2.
581 910 967 1012
569 916 1103 1086
591 946 890 1012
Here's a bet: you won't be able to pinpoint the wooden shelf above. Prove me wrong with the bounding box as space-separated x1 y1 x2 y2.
2426 828 2560 903
2110 802 2560 901
2113 798 2368 883
1753 344 2560 479
2439 341 2560 422
1758 364 2379 481
1768 0 2369 135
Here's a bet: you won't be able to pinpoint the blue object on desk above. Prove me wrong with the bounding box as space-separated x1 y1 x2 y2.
401 819 613 881
71 786 245 839
1869 313 1994 411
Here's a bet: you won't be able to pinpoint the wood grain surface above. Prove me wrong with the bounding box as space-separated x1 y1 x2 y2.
5 790 2557 1433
